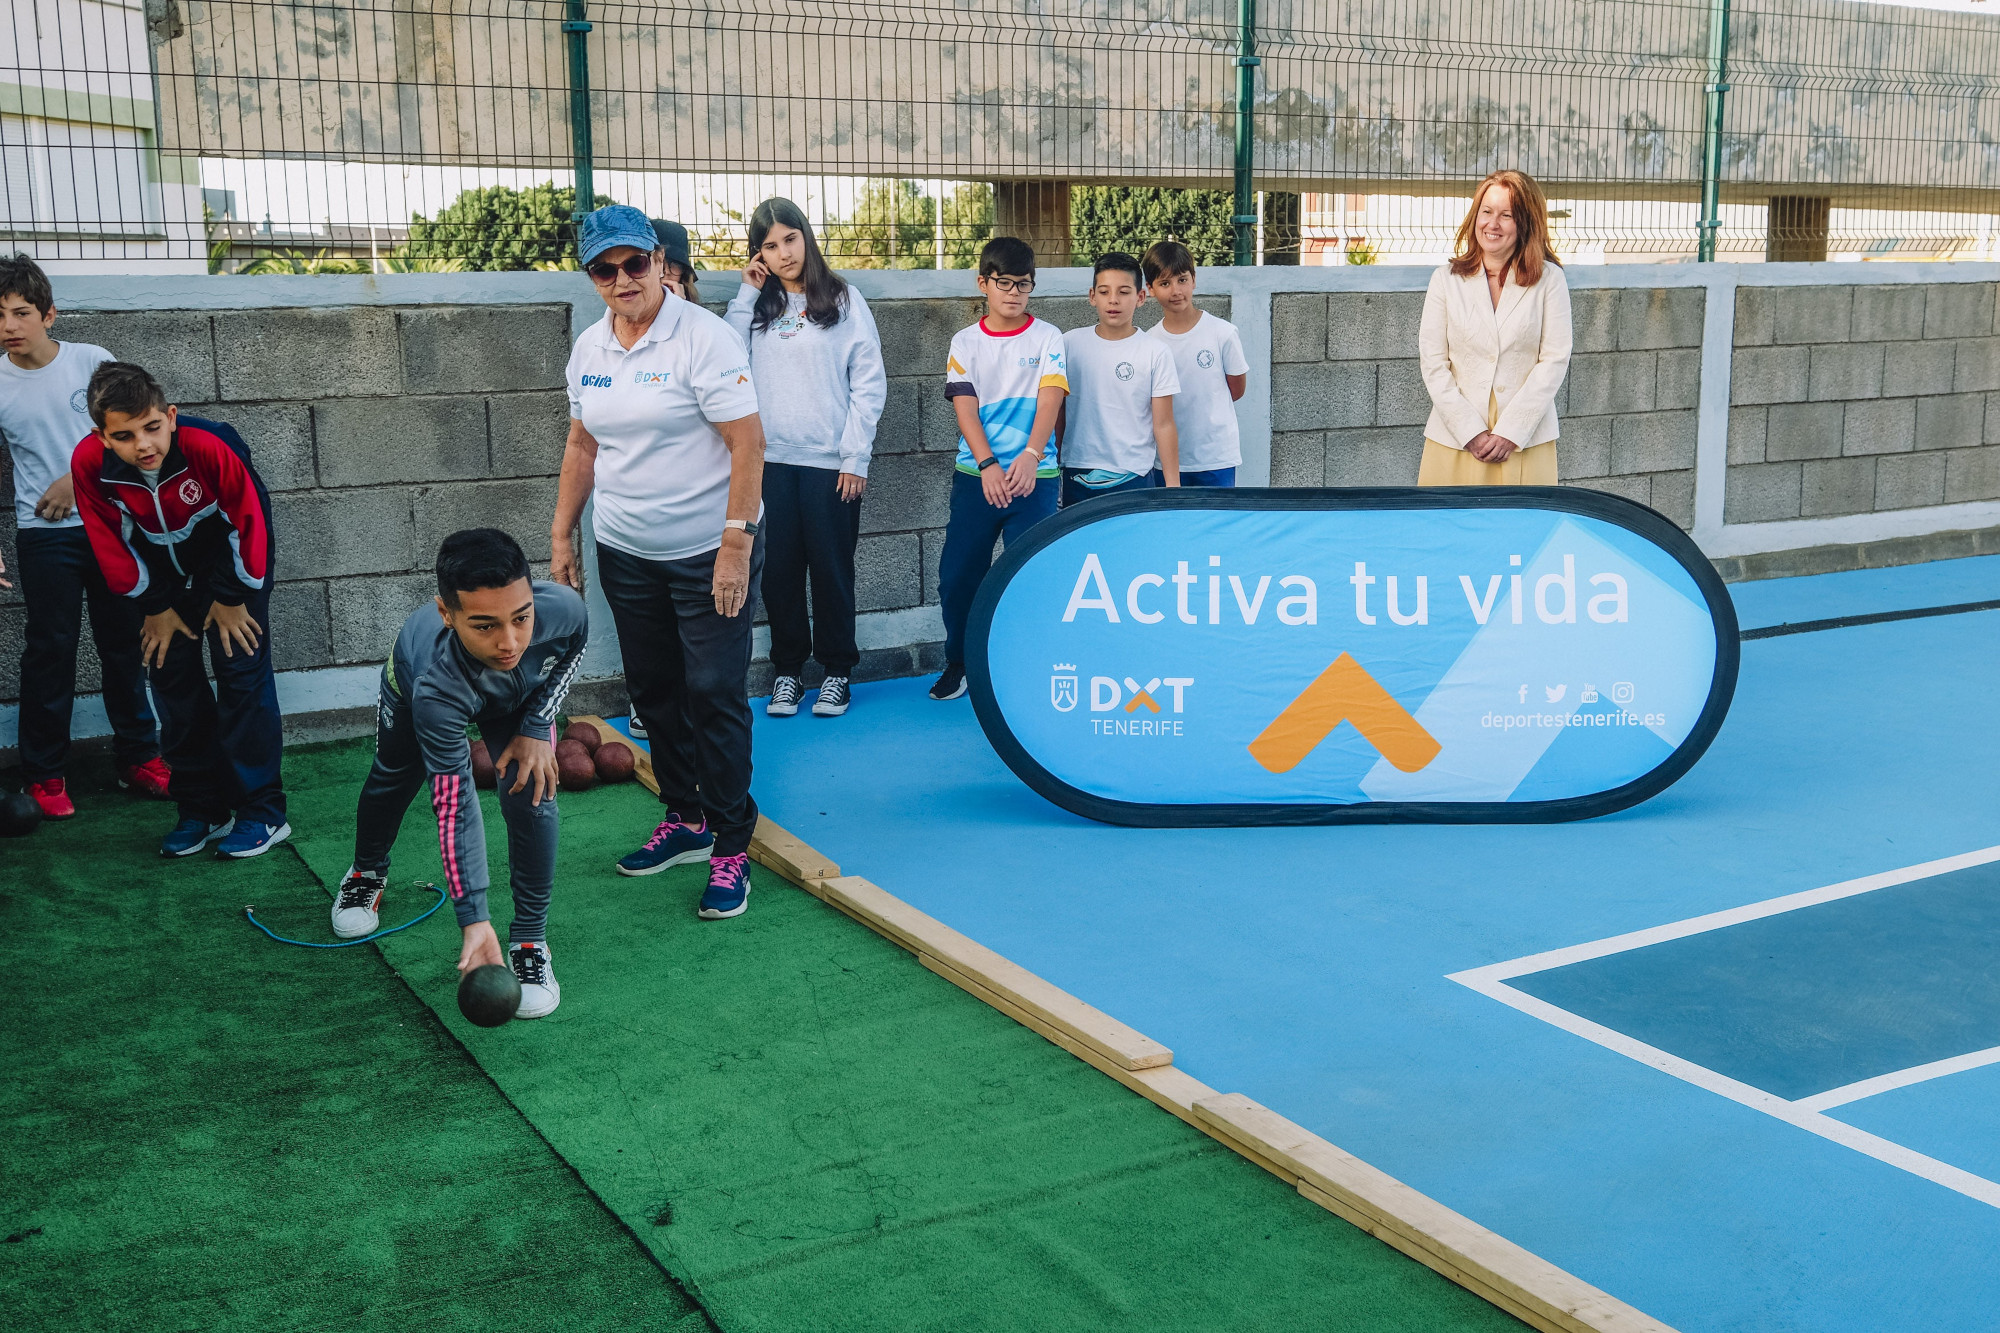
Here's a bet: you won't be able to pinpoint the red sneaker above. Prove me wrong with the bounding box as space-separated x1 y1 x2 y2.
27 779 76 820
118 757 173 799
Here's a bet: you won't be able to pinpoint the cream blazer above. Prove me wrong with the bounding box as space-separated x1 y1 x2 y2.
1418 261 1572 450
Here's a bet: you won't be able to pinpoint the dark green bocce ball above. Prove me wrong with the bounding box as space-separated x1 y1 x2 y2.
0 791 42 838
457 963 521 1028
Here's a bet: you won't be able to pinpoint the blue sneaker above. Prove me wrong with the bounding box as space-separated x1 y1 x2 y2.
698 853 751 920
617 813 713 877
161 817 233 858
216 819 292 859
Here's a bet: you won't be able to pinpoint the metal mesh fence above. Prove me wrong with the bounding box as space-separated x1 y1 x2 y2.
5 0 1998 273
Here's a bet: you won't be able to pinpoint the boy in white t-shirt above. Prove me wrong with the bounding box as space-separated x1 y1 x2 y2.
1058 252 1180 509
1142 240 1250 487
929 236 1068 702
0 254 166 820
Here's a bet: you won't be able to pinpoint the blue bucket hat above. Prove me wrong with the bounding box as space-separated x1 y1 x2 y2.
578 205 661 266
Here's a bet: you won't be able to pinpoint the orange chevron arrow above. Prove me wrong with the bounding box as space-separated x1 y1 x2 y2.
1248 653 1441 775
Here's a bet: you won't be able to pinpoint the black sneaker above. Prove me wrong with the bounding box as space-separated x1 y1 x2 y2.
813 676 851 716
929 664 967 701
768 675 803 717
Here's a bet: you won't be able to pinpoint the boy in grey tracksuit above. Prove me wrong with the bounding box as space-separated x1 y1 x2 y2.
333 529 586 1020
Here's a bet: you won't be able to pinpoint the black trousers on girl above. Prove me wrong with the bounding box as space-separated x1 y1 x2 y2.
759 461 861 679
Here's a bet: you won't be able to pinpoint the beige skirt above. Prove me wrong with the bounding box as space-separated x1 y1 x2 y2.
1416 389 1557 485
1417 438 1558 486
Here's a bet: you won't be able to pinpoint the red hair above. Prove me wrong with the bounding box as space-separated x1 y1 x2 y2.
1448 170 1560 287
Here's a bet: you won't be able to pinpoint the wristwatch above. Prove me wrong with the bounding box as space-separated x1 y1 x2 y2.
977 455 1000 470
724 518 759 536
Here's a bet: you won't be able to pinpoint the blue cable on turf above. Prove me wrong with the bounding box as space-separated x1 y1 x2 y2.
244 882 448 948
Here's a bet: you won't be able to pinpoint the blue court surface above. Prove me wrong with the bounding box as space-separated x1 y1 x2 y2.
748 553 2000 1333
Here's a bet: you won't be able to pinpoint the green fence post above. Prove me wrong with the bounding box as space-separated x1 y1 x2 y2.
1696 0 1731 262
564 1 595 225
1232 0 1260 266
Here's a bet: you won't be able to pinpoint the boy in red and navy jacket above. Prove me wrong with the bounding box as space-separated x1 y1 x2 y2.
72 361 291 859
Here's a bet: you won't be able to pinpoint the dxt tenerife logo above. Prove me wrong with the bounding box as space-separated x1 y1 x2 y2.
633 369 671 386
1050 664 1192 734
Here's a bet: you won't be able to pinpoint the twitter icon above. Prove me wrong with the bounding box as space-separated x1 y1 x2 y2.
1544 684 1567 703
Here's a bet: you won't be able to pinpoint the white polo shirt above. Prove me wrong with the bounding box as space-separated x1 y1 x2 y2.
0 340 115 529
566 301 761 562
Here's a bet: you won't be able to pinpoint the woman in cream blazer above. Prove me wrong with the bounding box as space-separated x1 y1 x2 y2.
1417 169 1572 485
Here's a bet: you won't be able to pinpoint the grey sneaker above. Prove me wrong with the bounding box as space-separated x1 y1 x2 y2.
768 675 803 717
813 676 851 716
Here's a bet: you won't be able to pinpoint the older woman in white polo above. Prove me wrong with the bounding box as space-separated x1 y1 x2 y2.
550 204 768 920
1417 169 1573 486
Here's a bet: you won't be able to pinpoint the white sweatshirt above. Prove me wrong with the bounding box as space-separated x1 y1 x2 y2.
725 282 888 477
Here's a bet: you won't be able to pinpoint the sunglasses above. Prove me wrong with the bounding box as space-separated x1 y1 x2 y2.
587 253 655 284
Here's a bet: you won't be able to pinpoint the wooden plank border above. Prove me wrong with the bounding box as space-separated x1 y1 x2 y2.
571 715 1677 1333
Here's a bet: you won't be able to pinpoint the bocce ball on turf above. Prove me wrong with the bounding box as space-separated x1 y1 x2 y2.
0 791 43 837
562 720 603 753
594 739 636 783
556 739 598 791
457 963 521 1027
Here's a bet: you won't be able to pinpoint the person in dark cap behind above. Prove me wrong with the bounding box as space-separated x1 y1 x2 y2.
651 218 700 303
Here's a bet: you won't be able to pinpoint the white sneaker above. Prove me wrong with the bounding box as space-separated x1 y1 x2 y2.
628 715 648 740
331 867 386 938
767 675 803 717
511 942 560 1019
812 676 851 716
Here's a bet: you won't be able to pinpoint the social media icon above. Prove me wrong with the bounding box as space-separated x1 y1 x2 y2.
1611 682 1635 705
1580 684 1600 703
1544 684 1567 703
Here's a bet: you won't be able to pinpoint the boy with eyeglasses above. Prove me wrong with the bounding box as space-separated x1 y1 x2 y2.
928 237 1068 702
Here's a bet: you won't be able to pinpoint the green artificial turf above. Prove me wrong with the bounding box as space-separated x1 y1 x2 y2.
1 758 714 1333
272 737 1526 1333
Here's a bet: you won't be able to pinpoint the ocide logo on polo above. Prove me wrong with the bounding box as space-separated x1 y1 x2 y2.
1050 662 1192 736
579 373 614 388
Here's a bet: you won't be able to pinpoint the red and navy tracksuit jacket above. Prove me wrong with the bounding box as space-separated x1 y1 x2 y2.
71 417 273 615
72 416 287 826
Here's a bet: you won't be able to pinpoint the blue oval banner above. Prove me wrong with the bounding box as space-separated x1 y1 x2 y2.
967 488 1739 826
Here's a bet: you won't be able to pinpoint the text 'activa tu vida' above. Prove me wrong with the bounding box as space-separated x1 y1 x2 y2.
1058 553 1634 628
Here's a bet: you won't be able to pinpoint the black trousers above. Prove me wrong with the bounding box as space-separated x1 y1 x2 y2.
597 539 763 858
152 574 286 827
14 526 158 780
760 461 861 678
353 677 556 942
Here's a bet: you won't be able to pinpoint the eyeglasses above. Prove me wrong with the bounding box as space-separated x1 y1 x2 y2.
587 253 655 284
985 276 1034 294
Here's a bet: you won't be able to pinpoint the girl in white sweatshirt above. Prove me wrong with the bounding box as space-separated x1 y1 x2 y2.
726 197 888 719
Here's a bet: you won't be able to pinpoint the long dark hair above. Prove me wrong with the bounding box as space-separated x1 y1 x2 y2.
747 197 847 334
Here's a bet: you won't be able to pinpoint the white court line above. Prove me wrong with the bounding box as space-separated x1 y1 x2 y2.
1448 847 2000 1211
1452 843 2000 986
1795 1045 2000 1113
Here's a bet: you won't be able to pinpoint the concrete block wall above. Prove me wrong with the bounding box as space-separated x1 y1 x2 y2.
0 303 572 710
1266 285 1706 527
1726 282 2000 523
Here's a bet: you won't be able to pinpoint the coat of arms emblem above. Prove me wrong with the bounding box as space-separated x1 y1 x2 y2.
1050 664 1079 712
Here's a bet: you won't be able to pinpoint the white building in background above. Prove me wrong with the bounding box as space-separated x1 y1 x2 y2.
3 0 204 273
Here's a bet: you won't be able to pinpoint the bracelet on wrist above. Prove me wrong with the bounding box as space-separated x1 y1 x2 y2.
977 455 1000 471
